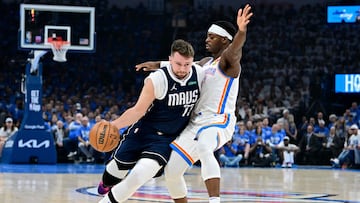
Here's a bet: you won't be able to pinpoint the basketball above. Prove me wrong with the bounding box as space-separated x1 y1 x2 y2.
89 121 120 152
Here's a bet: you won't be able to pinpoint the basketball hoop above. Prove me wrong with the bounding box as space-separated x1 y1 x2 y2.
49 40 70 62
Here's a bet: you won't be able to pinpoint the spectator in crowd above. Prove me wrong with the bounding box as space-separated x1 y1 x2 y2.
298 124 324 165
88 111 97 126
277 109 290 129
277 136 299 168
76 116 95 163
233 122 251 165
218 140 243 167
245 119 254 133
49 113 60 131
328 114 337 129
63 114 73 131
252 124 265 142
331 124 360 168
262 117 272 138
315 111 325 128
64 112 83 159
265 123 284 164
0 117 18 158
308 117 316 127
335 116 347 140
297 116 308 142
253 101 268 118
349 102 360 125
343 110 356 129
284 114 298 144
236 99 250 121
52 120 69 162
42 112 52 132
322 126 343 164
249 136 273 167
314 119 329 138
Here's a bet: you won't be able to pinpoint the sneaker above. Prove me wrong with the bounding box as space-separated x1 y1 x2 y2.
331 158 339 165
86 157 95 162
281 163 287 168
97 181 111 195
287 163 292 168
67 151 77 158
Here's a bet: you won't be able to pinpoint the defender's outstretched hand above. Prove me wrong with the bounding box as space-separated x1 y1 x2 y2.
237 4 253 32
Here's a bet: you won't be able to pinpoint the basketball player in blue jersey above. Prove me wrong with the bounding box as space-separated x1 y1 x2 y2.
97 39 204 203
136 4 253 203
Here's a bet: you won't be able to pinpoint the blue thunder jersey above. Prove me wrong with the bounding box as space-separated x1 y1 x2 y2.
139 65 200 136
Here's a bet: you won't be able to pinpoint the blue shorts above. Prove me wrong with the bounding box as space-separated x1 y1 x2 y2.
113 124 177 170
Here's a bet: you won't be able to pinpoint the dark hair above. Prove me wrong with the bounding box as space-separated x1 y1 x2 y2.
171 39 195 58
213 21 237 40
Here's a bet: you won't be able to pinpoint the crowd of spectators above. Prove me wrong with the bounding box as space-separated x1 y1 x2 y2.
218 108 360 168
0 1 360 166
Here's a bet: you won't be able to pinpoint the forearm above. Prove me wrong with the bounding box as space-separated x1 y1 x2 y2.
111 107 145 130
136 61 161 71
231 30 246 53
225 31 246 61
244 144 250 158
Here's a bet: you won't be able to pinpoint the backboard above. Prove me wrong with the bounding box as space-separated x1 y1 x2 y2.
19 4 95 52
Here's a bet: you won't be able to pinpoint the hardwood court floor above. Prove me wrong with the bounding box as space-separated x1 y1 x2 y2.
0 163 359 203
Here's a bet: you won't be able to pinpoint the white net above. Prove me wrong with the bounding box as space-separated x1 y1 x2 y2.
49 41 70 62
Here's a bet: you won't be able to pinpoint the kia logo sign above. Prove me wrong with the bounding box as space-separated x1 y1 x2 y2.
18 139 50 148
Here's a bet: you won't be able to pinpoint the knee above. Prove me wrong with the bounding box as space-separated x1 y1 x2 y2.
197 142 213 159
164 165 181 182
102 169 122 187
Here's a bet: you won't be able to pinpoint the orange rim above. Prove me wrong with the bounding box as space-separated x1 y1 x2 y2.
48 37 70 49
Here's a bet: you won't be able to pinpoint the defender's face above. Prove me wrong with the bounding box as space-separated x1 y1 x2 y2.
169 52 193 79
205 33 224 53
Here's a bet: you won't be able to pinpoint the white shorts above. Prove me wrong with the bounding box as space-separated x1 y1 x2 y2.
170 113 236 166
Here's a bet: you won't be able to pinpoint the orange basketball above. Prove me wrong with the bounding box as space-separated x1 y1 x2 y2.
89 121 120 152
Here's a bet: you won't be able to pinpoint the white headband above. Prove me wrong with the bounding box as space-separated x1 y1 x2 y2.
208 24 233 41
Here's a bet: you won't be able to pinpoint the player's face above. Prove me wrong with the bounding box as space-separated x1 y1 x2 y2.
205 33 225 54
169 52 193 79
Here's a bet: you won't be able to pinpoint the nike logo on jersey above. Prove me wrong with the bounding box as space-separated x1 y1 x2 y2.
205 67 216 75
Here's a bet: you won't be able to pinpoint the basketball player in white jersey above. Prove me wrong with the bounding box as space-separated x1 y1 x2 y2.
136 4 253 203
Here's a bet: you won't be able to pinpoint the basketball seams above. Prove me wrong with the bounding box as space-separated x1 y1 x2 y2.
104 121 110 152
89 121 120 152
99 122 105 151
95 122 99 151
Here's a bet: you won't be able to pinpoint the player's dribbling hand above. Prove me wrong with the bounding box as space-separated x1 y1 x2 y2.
237 4 253 32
